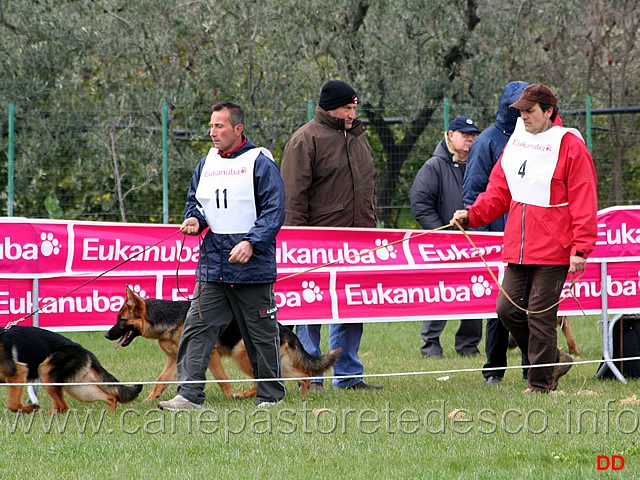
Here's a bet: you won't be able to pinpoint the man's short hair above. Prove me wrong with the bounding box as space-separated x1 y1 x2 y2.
540 103 559 122
212 101 245 127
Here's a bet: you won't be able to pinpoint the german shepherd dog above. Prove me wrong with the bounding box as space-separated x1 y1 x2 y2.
0 326 142 413
106 287 341 401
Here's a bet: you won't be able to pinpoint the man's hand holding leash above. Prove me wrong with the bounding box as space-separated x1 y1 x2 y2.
180 217 200 236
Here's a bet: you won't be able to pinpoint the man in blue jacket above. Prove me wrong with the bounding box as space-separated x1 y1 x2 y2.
462 81 530 385
159 101 286 409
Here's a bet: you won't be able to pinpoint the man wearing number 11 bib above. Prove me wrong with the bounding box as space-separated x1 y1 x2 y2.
451 84 598 394
159 102 286 410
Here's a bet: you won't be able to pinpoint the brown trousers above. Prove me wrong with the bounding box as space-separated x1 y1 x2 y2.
496 264 569 392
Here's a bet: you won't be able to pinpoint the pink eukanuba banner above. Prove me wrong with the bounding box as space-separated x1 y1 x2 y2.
1 205 639 331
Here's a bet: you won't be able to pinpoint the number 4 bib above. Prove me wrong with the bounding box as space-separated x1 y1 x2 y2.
502 117 582 207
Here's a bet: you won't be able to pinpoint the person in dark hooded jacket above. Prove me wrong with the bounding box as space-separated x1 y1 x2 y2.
463 81 528 231
462 81 530 385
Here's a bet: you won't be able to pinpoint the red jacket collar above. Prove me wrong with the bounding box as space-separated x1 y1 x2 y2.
218 137 247 158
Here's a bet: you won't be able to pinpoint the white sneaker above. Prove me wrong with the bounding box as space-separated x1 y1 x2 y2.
158 395 203 411
256 399 284 408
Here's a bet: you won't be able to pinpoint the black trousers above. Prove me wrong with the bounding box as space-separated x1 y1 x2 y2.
483 317 529 379
177 282 285 404
420 319 482 356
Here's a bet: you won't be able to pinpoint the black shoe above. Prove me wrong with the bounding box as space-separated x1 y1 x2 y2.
458 348 481 357
484 375 503 386
422 352 444 359
346 381 384 390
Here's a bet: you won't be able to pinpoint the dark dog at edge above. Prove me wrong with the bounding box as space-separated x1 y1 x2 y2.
106 287 341 401
0 325 142 413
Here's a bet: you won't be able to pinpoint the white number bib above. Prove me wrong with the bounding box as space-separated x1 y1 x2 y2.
502 118 583 207
195 147 273 234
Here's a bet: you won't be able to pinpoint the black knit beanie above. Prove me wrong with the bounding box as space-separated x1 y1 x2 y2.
318 80 359 111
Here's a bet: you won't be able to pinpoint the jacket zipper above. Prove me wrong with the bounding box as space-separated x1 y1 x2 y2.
519 203 526 263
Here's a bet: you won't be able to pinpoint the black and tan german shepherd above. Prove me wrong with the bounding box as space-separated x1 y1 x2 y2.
106 287 341 401
0 326 142 413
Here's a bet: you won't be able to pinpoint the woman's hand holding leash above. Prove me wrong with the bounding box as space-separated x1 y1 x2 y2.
569 255 586 274
450 209 469 227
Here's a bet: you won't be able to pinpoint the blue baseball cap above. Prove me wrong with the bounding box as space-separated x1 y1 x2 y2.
448 116 480 133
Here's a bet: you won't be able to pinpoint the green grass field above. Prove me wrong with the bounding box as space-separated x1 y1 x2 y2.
1 316 638 479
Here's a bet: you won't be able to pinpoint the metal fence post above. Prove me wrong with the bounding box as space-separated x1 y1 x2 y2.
307 99 314 122
443 98 449 131
586 95 592 153
8 103 15 216
162 101 169 223
594 260 627 383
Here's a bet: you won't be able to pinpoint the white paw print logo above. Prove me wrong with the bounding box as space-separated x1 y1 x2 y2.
301 280 323 303
374 238 397 261
40 232 61 257
471 275 492 298
128 284 147 298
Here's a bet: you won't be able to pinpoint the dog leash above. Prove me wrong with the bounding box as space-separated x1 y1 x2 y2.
451 219 586 315
4 228 185 330
276 224 451 282
276 222 584 315
175 231 208 302
6 220 583 328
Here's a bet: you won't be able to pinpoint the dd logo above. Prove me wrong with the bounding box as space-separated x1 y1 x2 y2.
597 455 625 471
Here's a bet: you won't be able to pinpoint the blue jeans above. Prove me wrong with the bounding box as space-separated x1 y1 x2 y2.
296 323 364 388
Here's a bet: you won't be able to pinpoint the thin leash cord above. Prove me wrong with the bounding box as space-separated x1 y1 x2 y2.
175 231 207 303
174 231 209 322
276 224 452 283
0 224 603 389
164 224 587 384
7 221 583 328
276 221 584 315
4 228 184 330
451 219 586 315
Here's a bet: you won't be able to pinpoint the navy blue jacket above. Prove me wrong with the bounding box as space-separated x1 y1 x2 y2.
462 81 529 231
183 138 285 284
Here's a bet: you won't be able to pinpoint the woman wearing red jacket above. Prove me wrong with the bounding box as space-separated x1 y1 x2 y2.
452 84 598 393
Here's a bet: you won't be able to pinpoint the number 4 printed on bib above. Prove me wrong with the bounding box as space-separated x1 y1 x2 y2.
518 160 527 178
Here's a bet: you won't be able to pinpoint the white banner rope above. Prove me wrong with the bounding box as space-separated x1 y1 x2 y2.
2 356 635 388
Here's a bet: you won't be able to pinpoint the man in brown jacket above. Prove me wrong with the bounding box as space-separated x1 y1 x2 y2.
280 80 382 391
